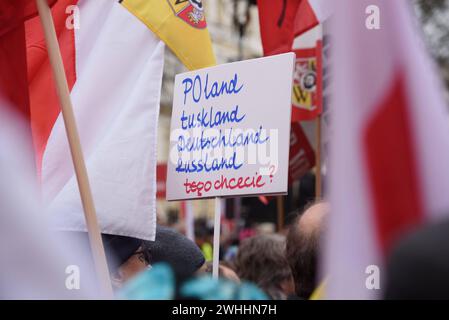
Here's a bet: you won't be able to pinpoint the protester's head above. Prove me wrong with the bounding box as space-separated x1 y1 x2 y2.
235 234 294 300
106 226 207 286
66 226 205 290
286 201 329 299
194 218 212 246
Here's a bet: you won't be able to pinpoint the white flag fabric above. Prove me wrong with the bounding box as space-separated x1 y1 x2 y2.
325 0 449 299
40 0 164 240
0 108 100 299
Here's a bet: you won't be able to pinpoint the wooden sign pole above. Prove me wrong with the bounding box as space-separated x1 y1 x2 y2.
185 201 195 241
36 0 113 297
277 195 285 231
212 197 222 279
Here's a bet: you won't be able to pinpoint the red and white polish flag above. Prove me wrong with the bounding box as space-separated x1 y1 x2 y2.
325 0 449 299
25 0 164 240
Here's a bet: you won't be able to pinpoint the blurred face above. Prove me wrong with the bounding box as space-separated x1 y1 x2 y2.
112 246 150 288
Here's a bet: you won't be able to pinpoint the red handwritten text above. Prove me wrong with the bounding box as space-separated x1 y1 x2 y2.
184 173 266 197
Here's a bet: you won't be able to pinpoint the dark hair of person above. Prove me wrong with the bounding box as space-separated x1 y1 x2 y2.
286 213 320 299
235 234 292 300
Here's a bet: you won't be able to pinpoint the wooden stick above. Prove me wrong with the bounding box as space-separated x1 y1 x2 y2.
35 0 113 296
212 197 222 279
277 195 285 232
315 114 322 199
185 201 195 241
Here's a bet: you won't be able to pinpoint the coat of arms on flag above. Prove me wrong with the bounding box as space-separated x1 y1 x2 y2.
121 0 215 70
167 0 207 29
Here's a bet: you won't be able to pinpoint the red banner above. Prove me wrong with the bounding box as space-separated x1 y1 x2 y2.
156 163 167 199
288 122 315 183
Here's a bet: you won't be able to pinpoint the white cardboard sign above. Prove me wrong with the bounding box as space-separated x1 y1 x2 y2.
166 53 295 201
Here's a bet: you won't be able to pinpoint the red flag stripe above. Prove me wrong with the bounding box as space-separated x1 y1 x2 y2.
363 73 424 255
25 0 78 176
0 24 30 119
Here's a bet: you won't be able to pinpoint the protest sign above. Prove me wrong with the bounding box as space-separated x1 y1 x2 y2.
166 53 295 201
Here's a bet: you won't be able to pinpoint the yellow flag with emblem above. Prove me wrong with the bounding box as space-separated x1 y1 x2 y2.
120 0 216 70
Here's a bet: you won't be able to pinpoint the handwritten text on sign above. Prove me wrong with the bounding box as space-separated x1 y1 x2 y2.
166 53 295 200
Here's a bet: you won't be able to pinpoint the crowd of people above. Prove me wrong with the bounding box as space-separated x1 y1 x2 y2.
111 199 449 300
79 201 331 300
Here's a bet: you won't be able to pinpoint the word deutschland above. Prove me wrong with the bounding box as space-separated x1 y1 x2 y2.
177 126 269 152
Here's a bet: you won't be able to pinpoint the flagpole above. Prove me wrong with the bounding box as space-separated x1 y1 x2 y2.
315 114 322 199
276 195 285 231
212 197 222 279
35 0 113 297
185 201 195 241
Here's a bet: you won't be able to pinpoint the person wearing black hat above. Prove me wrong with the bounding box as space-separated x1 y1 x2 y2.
108 226 206 284
63 225 205 291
